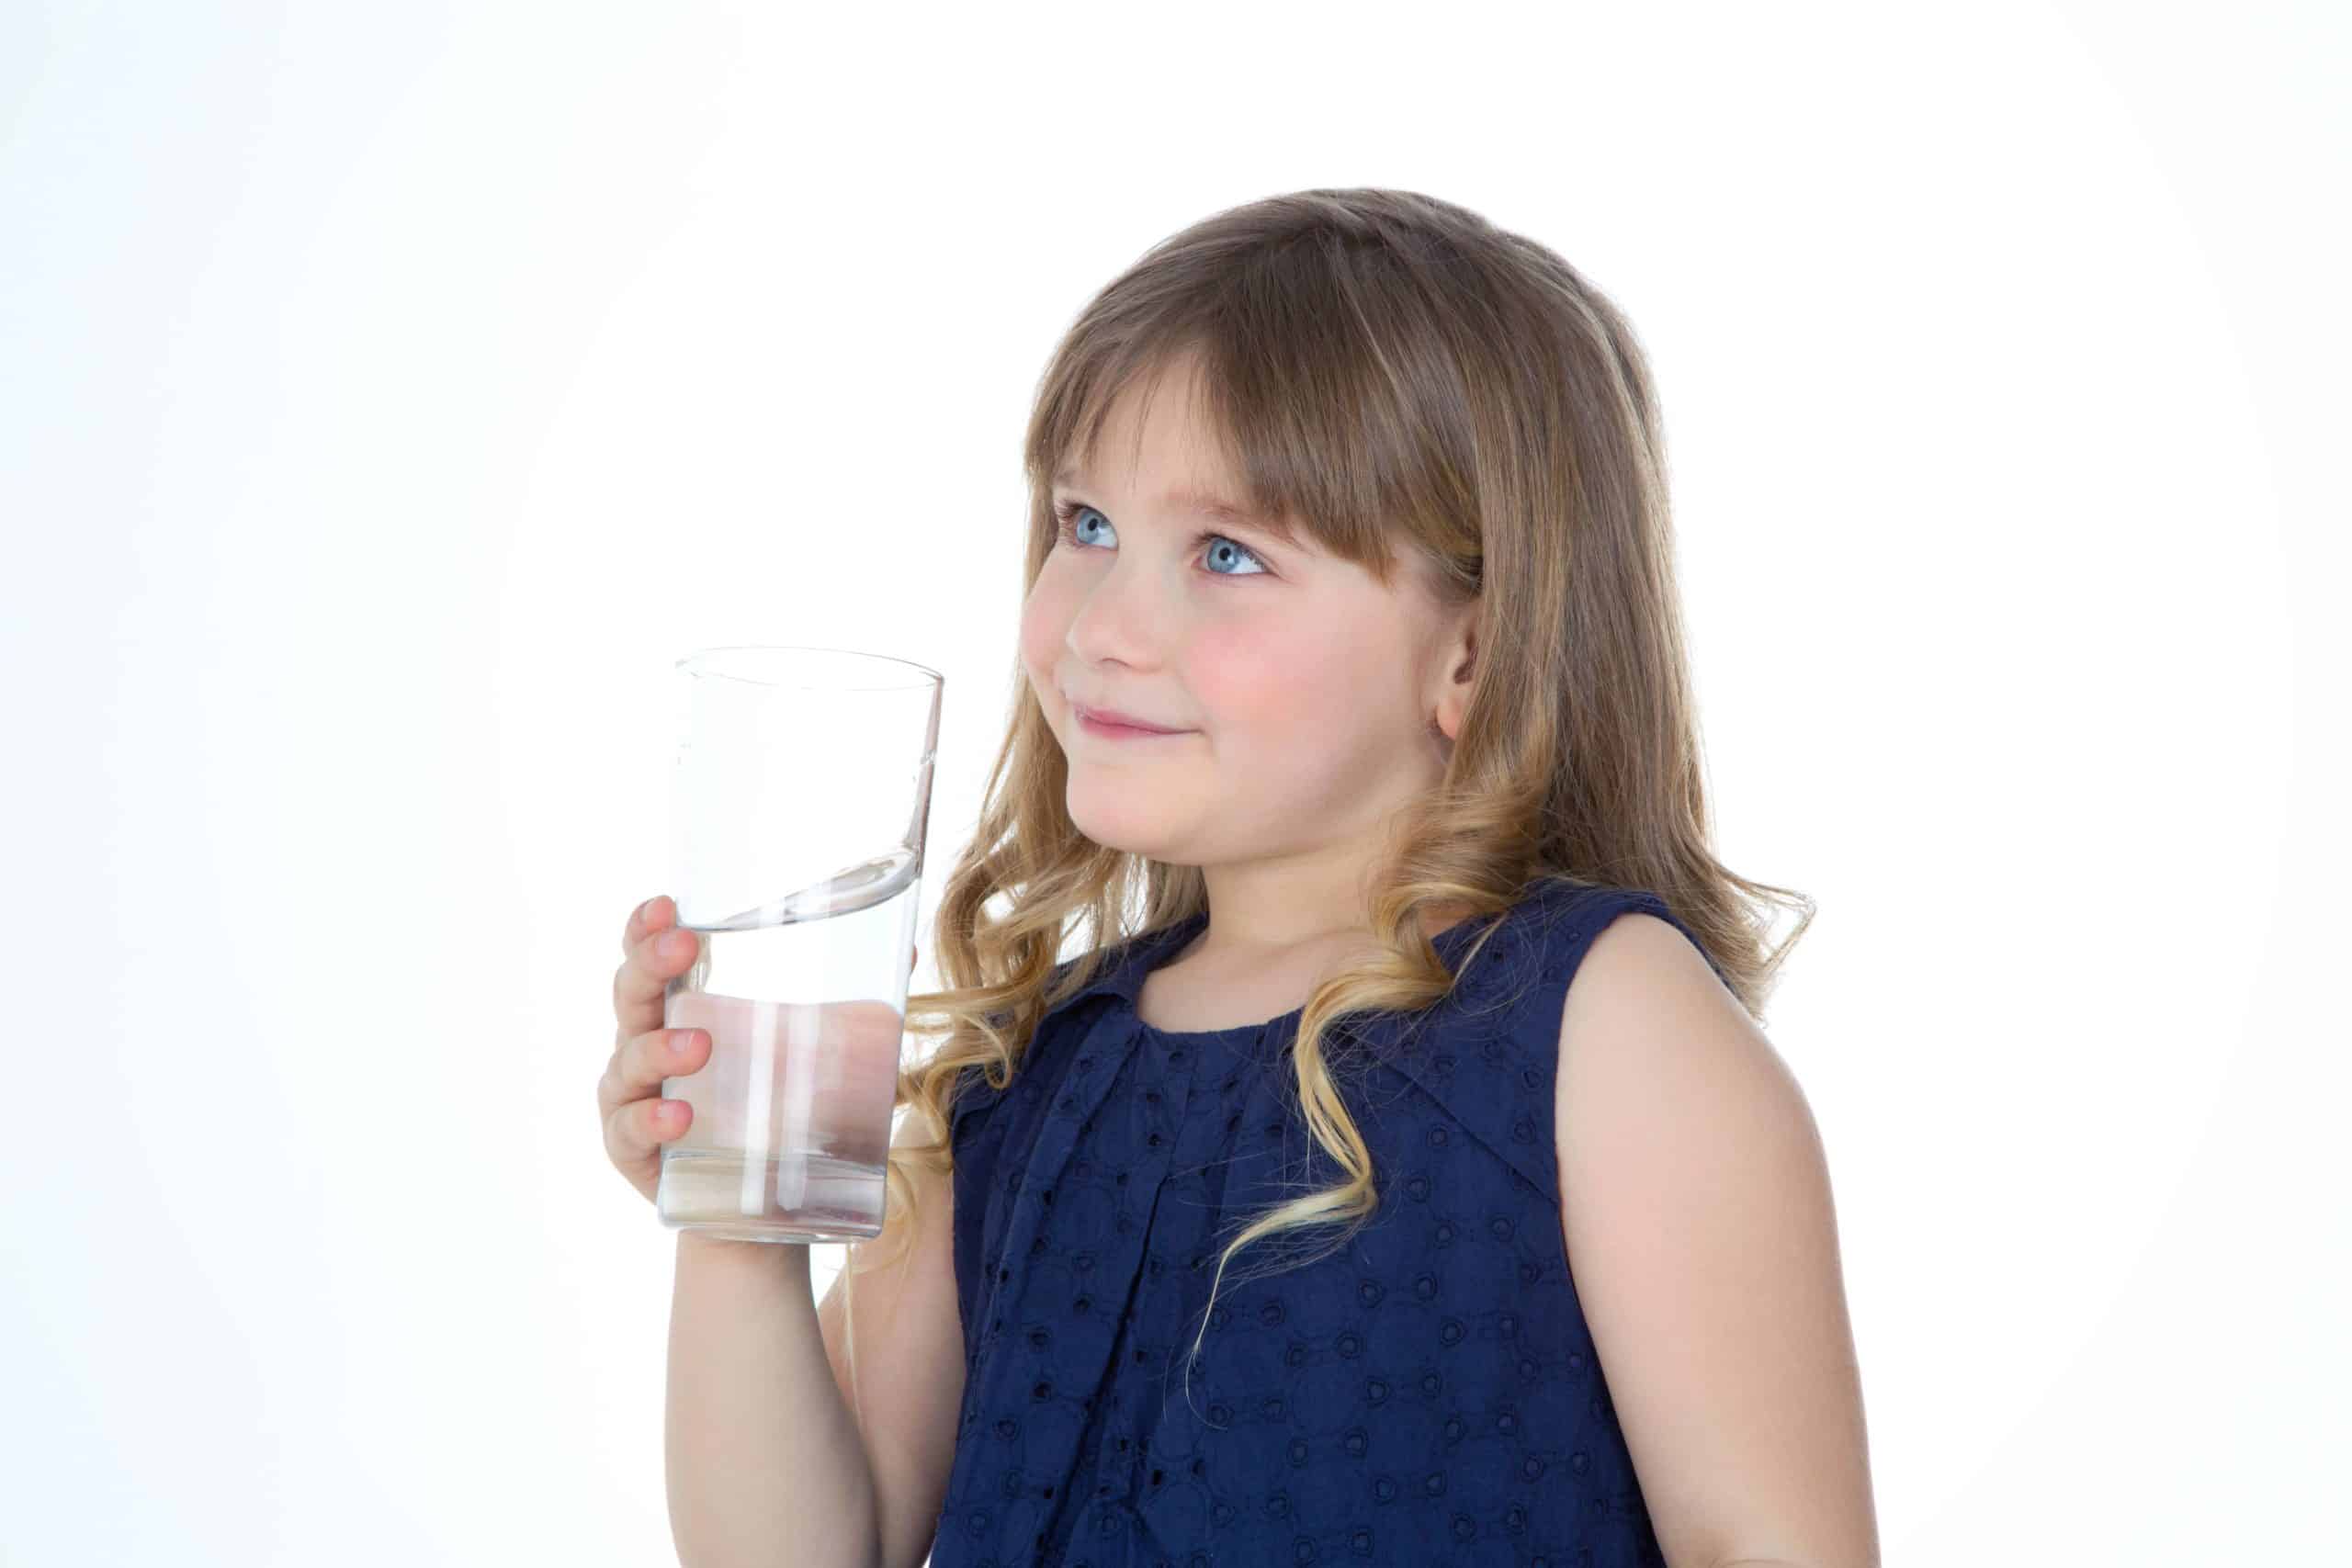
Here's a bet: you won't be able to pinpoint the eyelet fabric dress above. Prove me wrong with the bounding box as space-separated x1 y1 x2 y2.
931 878 1727 1568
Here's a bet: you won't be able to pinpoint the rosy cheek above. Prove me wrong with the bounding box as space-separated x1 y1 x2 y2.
1017 583 1067 699
1187 617 1329 725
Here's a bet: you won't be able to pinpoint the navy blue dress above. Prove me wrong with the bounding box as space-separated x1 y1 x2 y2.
932 878 1724 1567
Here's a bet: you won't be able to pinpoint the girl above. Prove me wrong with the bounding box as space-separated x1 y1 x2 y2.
628 186 1877 1568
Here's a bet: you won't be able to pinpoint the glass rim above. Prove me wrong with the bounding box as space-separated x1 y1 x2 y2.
673 643 944 692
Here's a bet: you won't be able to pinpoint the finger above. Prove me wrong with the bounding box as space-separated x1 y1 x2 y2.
598 1024 685 1113
607 1090 688 1166
623 1023 706 1098
622 893 671 956
613 919 701 1040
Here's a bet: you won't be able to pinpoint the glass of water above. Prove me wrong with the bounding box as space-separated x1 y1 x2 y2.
656 644 944 1245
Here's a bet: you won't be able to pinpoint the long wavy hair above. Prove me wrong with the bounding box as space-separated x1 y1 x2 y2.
835 186 1813 1419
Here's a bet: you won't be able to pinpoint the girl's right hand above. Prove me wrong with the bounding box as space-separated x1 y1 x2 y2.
600 894 705 1206
600 893 922 1209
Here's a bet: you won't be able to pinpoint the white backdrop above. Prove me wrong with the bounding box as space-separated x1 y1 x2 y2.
5 3 2345 1563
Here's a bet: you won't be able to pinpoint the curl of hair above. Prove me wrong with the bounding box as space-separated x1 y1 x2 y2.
835 187 1813 1421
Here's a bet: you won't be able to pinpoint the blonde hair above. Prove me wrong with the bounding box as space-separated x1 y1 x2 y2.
839 186 1812 1414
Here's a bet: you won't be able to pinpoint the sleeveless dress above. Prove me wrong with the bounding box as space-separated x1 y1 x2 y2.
930 878 1726 1568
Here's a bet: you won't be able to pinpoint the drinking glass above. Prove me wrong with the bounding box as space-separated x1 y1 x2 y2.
656 645 944 1244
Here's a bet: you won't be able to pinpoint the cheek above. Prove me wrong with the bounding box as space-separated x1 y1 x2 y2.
1187 611 1354 727
1016 578 1071 695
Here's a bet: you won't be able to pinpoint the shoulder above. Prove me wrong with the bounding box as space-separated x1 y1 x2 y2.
1555 909 1803 1141
1549 908 1824 1311
1560 908 1738 1033
1544 914 1870 1568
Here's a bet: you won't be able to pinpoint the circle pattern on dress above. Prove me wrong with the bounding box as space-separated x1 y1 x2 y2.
937 881 1708 1566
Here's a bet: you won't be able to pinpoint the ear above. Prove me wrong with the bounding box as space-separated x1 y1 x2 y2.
1428 599 1479 748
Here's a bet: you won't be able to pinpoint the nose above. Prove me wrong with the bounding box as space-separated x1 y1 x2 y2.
1062 555 1171 670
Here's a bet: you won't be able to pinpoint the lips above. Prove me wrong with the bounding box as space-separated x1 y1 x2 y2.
1073 702 1186 735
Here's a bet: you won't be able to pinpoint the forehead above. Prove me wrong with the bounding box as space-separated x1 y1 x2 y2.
1058 363 1233 487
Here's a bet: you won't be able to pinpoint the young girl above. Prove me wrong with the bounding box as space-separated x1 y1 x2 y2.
623 187 1877 1568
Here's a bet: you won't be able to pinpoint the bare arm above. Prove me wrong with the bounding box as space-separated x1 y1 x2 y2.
815 1114 967 1568
665 1108 968 1568
666 1235 884 1568
626 891 968 1568
1555 913 1881 1568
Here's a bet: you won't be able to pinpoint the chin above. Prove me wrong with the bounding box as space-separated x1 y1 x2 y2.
1064 787 1190 861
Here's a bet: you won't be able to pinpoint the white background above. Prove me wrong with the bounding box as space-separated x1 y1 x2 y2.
5 3 2345 1563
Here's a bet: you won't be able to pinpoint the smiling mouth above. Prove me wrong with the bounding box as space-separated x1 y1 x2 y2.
1075 705 1190 739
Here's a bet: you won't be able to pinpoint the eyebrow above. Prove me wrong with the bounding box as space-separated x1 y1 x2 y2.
1052 464 1296 545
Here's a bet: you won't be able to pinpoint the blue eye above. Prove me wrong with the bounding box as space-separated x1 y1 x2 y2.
1051 502 1270 578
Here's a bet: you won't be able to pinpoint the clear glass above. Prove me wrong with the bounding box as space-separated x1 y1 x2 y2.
656 644 944 1244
